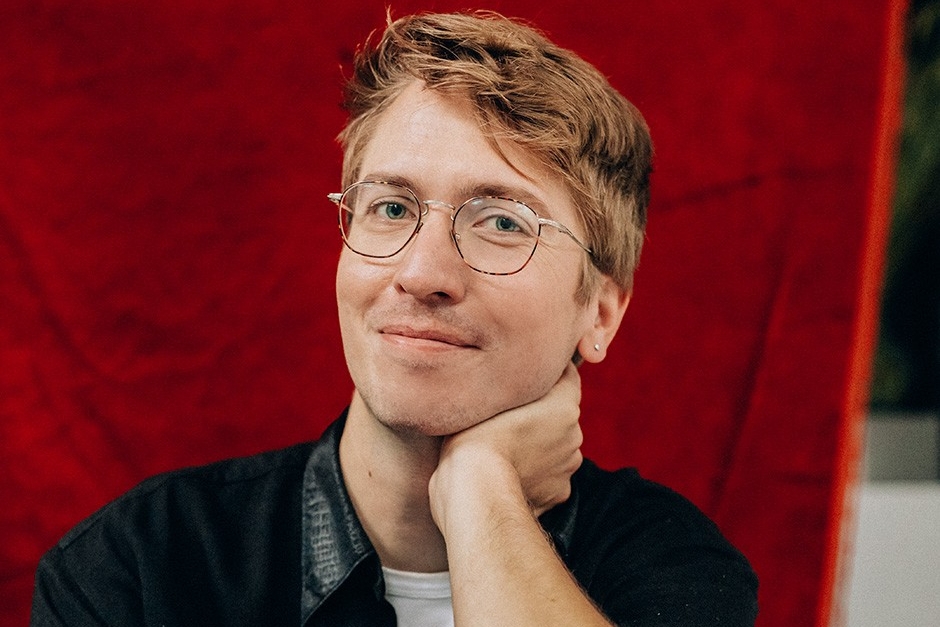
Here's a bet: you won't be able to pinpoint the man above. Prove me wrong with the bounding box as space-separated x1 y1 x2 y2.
32 12 758 626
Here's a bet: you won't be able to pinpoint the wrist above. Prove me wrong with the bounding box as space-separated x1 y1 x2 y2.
429 445 527 538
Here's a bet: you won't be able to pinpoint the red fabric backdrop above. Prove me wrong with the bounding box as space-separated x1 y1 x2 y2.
0 1 904 625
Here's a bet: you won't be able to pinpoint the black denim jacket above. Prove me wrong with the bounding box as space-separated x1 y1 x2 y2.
33 411 757 626
298 413 580 625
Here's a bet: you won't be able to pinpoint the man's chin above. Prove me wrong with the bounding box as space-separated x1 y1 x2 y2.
365 396 498 439
377 411 486 439
353 386 523 438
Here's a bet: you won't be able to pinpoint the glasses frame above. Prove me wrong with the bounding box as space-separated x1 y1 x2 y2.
328 181 594 276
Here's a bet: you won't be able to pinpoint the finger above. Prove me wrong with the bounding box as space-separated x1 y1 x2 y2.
554 361 582 405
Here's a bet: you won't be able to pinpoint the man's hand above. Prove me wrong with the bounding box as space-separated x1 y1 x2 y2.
428 362 584 530
426 363 614 627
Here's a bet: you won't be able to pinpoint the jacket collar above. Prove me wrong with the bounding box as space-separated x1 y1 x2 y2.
300 410 379 622
299 409 579 622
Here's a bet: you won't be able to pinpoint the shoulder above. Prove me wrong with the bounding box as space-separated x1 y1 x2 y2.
565 460 759 626
33 441 318 626
572 460 729 544
57 440 315 550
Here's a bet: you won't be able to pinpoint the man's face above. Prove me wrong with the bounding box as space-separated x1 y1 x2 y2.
336 82 600 437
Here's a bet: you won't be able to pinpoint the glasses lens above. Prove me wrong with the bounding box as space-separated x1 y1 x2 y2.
453 198 540 274
339 183 421 257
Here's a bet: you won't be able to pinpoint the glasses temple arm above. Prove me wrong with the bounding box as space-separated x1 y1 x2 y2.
539 218 594 257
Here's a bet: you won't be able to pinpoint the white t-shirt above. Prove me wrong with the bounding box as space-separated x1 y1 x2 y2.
382 567 454 627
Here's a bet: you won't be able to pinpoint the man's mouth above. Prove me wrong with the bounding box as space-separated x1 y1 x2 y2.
378 324 479 349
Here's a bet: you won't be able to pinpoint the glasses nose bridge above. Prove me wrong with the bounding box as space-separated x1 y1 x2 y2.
419 198 457 219
413 198 459 240
408 197 459 251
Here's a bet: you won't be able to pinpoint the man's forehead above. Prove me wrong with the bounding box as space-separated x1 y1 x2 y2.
352 84 574 220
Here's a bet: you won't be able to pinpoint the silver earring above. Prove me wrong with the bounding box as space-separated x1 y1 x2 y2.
594 344 601 351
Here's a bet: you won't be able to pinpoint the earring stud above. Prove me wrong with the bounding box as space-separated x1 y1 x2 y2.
594 344 601 351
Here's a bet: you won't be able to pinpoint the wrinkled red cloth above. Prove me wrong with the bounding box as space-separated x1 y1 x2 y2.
0 1 902 625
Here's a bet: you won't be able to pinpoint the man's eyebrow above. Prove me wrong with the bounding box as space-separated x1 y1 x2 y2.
357 174 553 215
360 172 414 188
459 182 552 215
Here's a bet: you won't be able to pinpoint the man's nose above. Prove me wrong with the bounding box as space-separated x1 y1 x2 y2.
392 206 468 302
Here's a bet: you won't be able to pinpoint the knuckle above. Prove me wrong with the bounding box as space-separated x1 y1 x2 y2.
569 450 584 473
572 425 584 448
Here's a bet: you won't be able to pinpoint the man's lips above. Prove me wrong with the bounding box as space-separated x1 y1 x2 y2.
378 324 480 348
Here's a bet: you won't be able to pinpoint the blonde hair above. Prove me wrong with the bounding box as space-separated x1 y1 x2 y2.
339 11 652 299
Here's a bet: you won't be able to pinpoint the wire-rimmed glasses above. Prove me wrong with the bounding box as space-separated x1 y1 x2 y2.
328 181 593 276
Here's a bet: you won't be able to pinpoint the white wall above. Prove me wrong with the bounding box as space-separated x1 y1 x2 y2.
844 483 940 627
843 414 940 627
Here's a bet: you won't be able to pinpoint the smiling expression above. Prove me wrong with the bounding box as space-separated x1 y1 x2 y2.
336 82 603 437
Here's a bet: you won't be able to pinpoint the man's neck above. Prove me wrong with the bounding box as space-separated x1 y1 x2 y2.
339 392 449 573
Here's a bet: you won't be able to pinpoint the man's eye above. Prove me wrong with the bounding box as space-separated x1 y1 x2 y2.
379 202 409 219
474 210 533 236
491 215 522 232
363 199 416 221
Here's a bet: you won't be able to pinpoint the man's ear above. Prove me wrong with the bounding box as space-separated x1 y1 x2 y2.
577 275 631 364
